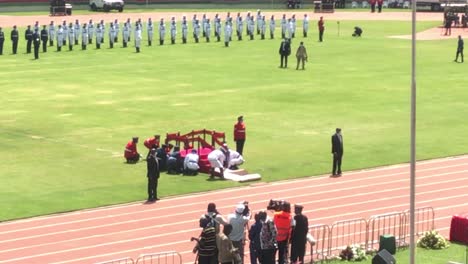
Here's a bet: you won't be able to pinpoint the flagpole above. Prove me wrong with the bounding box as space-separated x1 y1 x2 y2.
410 0 417 262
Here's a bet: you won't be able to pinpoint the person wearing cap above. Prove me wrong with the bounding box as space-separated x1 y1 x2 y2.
147 18 154 46
228 150 244 170
146 148 160 202
95 23 103 49
144 135 161 156
159 18 166 45
290 204 309 264
88 19 94 44
234 116 246 156
40 25 48 53
224 21 232 47
25 25 33 54
269 15 275 39
170 17 177 44
274 201 293 264
184 149 200 175
281 14 287 39
227 203 250 264
135 22 142 53
48 21 55 47
67 22 74 51
56 25 64 52
124 137 141 163
32 29 41 59
318 16 325 42
74 19 81 45
207 145 229 178
331 128 343 176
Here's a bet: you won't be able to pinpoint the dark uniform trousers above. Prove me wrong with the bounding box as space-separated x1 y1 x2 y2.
0 32 4 55
25 30 33 54
41 30 48 52
11 30 19 54
33 33 40 59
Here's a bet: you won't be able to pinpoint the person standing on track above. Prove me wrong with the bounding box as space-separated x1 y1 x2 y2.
227 203 250 264
331 128 344 176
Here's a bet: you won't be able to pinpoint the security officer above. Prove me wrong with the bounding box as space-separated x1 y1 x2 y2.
25 25 33 54
33 29 40 59
0 27 4 55
147 18 153 46
40 25 48 52
135 22 142 53
170 17 177 44
81 23 88 50
48 21 55 46
87 19 94 44
95 23 103 49
56 24 64 51
11 25 19 55
159 18 166 45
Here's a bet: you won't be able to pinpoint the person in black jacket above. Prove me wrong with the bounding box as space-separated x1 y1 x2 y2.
290 204 309 264
33 29 41 59
25 25 33 54
454 35 464 63
279 38 291 68
40 25 48 52
11 25 19 54
146 148 160 202
331 128 344 176
0 27 4 55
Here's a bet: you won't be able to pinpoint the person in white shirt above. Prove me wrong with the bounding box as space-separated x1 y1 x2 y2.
87 19 94 44
291 14 297 38
269 15 275 39
236 14 243 41
126 18 132 42
281 14 287 39
135 23 142 53
303 14 309 37
48 21 55 46
205 18 211 42
224 21 232 47
170 17 177 44
114 19 120 42
202 13 207 37
81 23 88 50
159 18 166 45
193 19 201 43
208 145 229 178
67 23 74 51
74 19 80 45
287 18 294 40
227 203 250 264
228 150 244 170
56 25 63 51
256 9 262 34
147 18 153 46
62 20 68 46
122 22 129 47
260 16 266 40
248 17 255 40
99 20 105 43
181 19 188 44
184 149 200 175
109 22 115 48
96 23 103 49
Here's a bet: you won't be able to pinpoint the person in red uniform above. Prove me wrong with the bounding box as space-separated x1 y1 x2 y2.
274 202 292 264
377 0 383 12
144 134 160 157
233 116 246 155
370 0 376 12
124 137 141 163
318 17 324 42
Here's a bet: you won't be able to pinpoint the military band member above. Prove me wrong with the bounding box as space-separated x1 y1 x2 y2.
226 11 233 26
193 19 201 43
88 19 94 44
135 23 142 53
281 14 287 39
56 25 64 51
270 15 276 39
291 14 297 38
214 14 220 40
62 20 68 46
48 21 55 46
74 19 80 45
82 24 88 50
248 16 255 40
159 18 166 45
114 19 120 42
95 23 103 49
170 18 177 44
68 23 74 51
182 19 188 44
40 25 48 52
256 9 262 34
236 16 243 41
192 14 197 31
11 26 19 54
123 22 129 47
33 29 40 59
25 25 33 54
0 27 4 55
99 20 105 43
109 22 115 48
224 21 232 47
147 18 153 46
205 18 211 42
303 14 309 37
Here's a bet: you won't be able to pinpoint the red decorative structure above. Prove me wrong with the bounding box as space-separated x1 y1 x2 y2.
164 129 226 173
449 213 468 245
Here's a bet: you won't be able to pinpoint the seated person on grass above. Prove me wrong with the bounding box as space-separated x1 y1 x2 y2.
124 137 141 163
208 144 229 178
167 145 183 174
228 150 244 170
184 149 200 175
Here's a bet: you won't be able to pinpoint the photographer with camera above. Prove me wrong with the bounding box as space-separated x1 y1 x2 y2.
227 202 251 264
273 201 293 264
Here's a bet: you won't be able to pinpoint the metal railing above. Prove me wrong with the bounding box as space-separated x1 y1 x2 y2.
308 224 331 263
135 251 182 264
367 211 407 251
329 218 368 257
95 257 135 264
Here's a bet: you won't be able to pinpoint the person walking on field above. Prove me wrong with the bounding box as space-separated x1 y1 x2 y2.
296 42 308 70
318 16 325 42
146 148 160 202
454 35 464 63
331 128 344 176
234 116 246 155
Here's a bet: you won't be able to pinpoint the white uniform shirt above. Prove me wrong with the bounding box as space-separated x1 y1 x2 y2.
270 18 275 34
56 27 64 46
96 27 103 43
303 16 309 32
48 24 55 39
135 25 142 47
227 212 249 242
88 22 94 38
68 26 74 43
184 153 200 170
170 22 177 39
82 27 88 44
281 18 287 35
159 22 166 40
74 22 80 39
182 22 188 38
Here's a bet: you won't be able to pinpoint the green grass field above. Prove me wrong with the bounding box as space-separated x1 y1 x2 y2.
0 19 466 222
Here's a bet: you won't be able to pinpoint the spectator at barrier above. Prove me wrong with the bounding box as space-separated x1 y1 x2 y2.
195 217 217 264
290 204 309 264
259 211 277 264
274 201 293 264
217 224 239 264
124 137 141 163
352 26 363 37
227 203 250 264
248 212 263 264
184 149 200 175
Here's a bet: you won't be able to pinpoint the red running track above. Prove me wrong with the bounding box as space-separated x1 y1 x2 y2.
0 155 467 264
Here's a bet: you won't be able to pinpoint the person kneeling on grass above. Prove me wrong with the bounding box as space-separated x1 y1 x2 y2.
228 150 244 170
124 137 141 163
208 144 229 178
352 26 362 37
184 149 200 175
167 145 183 174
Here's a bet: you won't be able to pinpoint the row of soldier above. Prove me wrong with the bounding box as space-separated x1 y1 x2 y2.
0 11 311 56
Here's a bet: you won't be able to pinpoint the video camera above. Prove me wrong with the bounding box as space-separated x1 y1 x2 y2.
241 201 250 217
266 199 287 212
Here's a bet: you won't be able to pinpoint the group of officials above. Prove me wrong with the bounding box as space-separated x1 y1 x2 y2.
0 10 322 59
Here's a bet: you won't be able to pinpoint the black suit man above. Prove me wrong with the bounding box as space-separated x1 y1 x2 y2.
25 25 33 54
0 27 4 55
279 38 291 68
40 25 48 52
33 29 41 59
11 25 19 54
146 148 160 202
331 128 344 176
